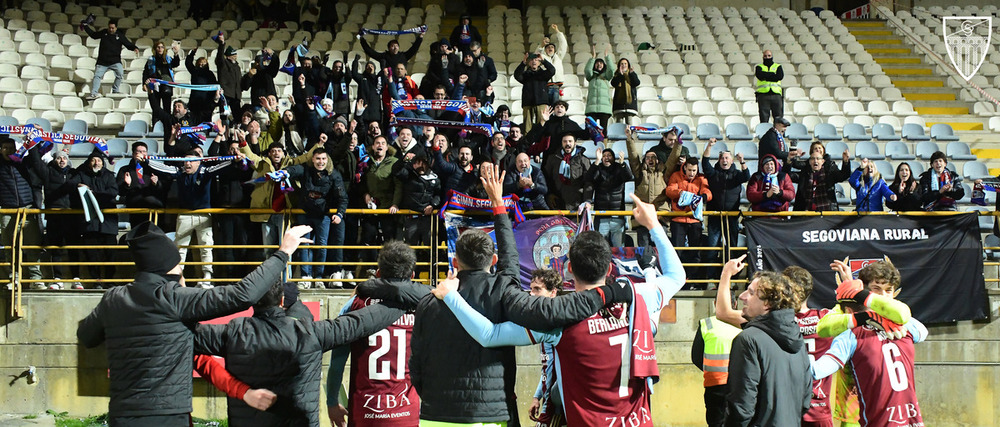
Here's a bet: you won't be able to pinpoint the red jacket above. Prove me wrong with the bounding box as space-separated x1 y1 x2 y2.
665 170 712 223
746 154 795 212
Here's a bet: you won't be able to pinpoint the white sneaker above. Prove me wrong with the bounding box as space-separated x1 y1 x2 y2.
298 276 312 290
49 282 64 290
70 278 83 289
326 271 343 289
31 283 47 290
198 273 213 288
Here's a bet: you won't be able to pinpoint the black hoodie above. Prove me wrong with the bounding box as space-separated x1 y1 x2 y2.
726 308 812 427
70 149 119 235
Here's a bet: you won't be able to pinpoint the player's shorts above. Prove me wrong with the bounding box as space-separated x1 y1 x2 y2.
802 419 835 427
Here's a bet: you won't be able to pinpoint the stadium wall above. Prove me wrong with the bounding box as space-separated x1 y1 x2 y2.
2 292 998 426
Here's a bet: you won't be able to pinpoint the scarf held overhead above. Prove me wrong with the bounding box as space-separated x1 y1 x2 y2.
391 117 493 136
391 99 470 117
360 25 427 36
439 190 525 223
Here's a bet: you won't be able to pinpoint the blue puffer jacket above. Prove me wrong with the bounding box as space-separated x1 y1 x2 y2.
849 169 896 212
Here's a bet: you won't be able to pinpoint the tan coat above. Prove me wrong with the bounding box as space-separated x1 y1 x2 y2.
240 142 320 222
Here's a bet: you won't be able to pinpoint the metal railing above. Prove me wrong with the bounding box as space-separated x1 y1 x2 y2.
3 207 999 318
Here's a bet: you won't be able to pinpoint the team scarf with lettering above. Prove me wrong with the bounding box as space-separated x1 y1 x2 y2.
392 118 492 136
391 99 470 117
178 122 220 143
439 190 525 223
775 130 786 152
677 190 705 221
245 170 294 193
280 39 311 75
148 155 238 162
9 127 109 162
629 125 684 141
585 116 605 143
359 25 427 36
145 78 221 93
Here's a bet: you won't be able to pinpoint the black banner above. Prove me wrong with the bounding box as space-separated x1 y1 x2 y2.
744 214 988 324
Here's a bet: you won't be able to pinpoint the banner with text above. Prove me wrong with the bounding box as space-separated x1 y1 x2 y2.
744 214 988 323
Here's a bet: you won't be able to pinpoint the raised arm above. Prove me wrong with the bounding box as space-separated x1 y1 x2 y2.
715 255 748 328
481 162 518 277
171 226 311 321
314 301 407 351
632 195 686 328
433 274 560 347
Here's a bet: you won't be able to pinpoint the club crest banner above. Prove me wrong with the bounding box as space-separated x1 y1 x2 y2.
744 214 988 323
943 16 993 81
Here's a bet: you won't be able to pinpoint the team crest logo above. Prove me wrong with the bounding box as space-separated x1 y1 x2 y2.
943 17 993 81
847 255 891 279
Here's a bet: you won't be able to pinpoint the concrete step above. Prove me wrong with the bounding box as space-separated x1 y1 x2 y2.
924 117 986 131
857 38 905 45
893 79 946 88
851 30 894 36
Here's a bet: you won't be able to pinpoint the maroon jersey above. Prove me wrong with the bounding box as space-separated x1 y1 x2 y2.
347 297 420 426
554 294 658 427
849 326 923 427
797 308 833 423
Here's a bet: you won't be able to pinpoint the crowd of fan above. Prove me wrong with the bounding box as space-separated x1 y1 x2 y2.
0 7 970 291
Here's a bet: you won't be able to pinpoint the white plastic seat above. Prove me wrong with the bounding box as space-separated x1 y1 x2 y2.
686 87 710 101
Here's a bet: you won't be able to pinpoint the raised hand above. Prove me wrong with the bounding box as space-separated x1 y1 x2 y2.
842 149 850 163
721 254 748 279
278 225 315 256
431 269 459 300
631 195 659 230
480 162 506 206
830 257 851 284
123 171 132 186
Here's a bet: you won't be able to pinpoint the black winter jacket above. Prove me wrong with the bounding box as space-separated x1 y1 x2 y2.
394 162 441 212
703 158 750 211
585 161 634 210
38 160 77 209
241 51 281 102
360 36 422 71
194 301 406 427
84 26 137 66
410 213 618 424
610 71 640 115
215 41 243 105
918 169 964 211
726 308 812 427
513 60 555 107
71 158 119 235
788 159 851 211
285 164 349 217
351 58 385 124
0 156 36 208
77 252 290 418
212 161 255 208
117 160 167 208
186 54 219 110
433 148 478 196
503 164 548 210
758 128 791 165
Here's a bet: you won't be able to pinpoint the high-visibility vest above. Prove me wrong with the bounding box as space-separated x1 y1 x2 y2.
700 316 742 387
754 63 782 95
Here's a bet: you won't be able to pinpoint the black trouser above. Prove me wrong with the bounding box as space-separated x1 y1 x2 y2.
671 221 703 287
705 384 729 427
80 233 117 285
214 213 250 279
757 92 783 123
45 214 81 280
360 215 398 274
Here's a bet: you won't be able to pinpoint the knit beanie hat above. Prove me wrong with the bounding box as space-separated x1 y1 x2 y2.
126 222 181 275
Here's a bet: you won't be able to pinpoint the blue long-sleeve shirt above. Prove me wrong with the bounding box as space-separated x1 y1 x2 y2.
849 169 896 212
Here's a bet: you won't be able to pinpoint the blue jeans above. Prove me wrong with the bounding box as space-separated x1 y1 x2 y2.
596 217 625 247
325 216 345 273
297 215 330 278
92 63 124 96
261 214 284 259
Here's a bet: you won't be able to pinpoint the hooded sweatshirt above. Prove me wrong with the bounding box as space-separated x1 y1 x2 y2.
726 308 812 427
746 154 795 212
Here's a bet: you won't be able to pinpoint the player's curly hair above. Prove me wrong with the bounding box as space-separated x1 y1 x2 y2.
858 259 901 290
753 271 798 311
531 269 563 292
782 265 814 307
